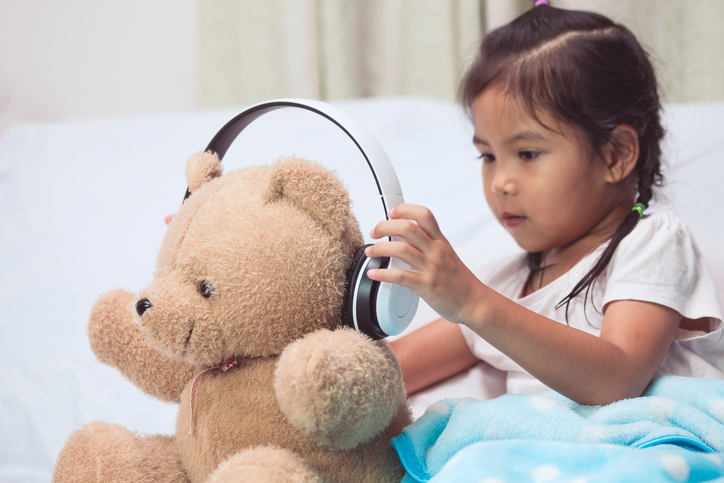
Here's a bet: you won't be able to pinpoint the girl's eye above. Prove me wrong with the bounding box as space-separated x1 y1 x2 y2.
199 280 215 298
478 153 496 163
520 151 541 161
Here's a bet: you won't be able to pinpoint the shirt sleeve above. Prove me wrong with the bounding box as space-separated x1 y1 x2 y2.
602 211 723 323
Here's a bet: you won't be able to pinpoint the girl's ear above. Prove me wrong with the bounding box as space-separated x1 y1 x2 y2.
602 125 639 183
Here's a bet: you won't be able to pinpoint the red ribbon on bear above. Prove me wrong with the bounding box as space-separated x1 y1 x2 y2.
189 357 238 434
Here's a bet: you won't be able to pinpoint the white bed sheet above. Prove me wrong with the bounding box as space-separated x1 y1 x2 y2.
1 96 723 482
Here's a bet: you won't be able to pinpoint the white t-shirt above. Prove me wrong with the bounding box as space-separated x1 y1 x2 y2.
460 211 724 395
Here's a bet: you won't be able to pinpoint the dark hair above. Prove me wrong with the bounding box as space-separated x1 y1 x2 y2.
460 3 665 319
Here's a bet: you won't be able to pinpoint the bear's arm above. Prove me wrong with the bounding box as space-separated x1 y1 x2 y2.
274 328 408 451
88 289 194 403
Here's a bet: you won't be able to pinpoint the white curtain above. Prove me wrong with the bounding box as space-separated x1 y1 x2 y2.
198 0 483 106
198 0 724 108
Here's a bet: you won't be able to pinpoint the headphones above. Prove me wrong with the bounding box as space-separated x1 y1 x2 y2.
182 98 419 339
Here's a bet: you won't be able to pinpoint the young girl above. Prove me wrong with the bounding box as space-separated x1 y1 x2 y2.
366 1 724 406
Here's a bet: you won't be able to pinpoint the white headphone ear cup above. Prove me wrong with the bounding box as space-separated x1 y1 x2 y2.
342 245 389 339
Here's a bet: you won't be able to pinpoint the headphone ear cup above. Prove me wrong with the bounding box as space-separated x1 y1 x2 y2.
342 245 372 333
342 244 389 339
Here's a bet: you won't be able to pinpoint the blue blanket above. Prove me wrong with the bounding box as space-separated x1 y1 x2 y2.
391 376 724 482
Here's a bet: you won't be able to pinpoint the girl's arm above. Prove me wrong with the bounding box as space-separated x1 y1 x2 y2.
389 317 478 395
367 204 681 406
471 290 680 405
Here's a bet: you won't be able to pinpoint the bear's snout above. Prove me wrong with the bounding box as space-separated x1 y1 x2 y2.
136 298 152 316
133 275 226 365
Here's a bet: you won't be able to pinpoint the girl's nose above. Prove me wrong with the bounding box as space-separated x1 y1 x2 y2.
490 165 517 196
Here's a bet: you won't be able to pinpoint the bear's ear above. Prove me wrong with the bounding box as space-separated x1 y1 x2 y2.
185 151 223 192
264 157 352 238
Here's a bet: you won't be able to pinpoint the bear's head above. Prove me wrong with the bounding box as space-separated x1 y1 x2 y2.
132 152 364 367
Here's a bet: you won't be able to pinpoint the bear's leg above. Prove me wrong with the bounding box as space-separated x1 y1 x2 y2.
52 421 187 483
206 446 325 483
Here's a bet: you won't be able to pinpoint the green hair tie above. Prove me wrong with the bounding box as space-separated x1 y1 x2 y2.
632 203 646 217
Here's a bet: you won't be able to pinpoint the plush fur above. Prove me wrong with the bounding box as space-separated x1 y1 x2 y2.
52 154 411 483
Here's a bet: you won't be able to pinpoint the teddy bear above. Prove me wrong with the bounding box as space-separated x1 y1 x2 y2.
52 152 412 483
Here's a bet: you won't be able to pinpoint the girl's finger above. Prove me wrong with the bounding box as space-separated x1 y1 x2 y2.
165 214 175 225
370 219 432 252
387 204 443 239
366 267 421 292
365 240 425 269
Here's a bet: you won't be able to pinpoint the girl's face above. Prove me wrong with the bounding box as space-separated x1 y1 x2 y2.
472 87 622 254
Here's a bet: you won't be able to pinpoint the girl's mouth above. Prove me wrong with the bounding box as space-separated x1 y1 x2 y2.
501 213 526 227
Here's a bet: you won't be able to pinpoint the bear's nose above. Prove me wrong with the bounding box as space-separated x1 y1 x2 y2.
136 298 152 316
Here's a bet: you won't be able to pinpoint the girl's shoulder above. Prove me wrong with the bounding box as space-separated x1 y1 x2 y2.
631 209 689 232
637 209 689 229
615 210 696 258
604 210 721 321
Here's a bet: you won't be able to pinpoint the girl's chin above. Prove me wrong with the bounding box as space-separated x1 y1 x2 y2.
507 235 547 254
499 221 550 253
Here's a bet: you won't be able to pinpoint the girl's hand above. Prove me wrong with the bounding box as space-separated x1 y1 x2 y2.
365 203 486 325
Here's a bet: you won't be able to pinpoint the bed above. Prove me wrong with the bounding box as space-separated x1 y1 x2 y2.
1 96 723 482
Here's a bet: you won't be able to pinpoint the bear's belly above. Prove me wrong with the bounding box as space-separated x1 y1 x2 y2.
176 357 288 481
175 357 407 483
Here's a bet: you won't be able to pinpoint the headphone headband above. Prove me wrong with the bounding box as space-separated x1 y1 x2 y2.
187 98 418 338
199 98 405 218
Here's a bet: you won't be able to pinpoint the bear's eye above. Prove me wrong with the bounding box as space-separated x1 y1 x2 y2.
199 280 215 299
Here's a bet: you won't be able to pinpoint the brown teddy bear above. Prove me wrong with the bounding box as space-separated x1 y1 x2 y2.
52 153 411 483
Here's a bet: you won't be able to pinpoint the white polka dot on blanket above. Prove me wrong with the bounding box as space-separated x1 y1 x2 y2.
710 399 724 423
648 396 675 422
661 453 690 482
577 424 608 444
484 425 507 440
426 402 450 416
704 453 722 466
531 395 559 410
441 455 461 471
533 464 561 482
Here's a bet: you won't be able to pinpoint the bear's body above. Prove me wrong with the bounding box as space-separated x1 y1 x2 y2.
176 357 409 482
52 155 411 483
